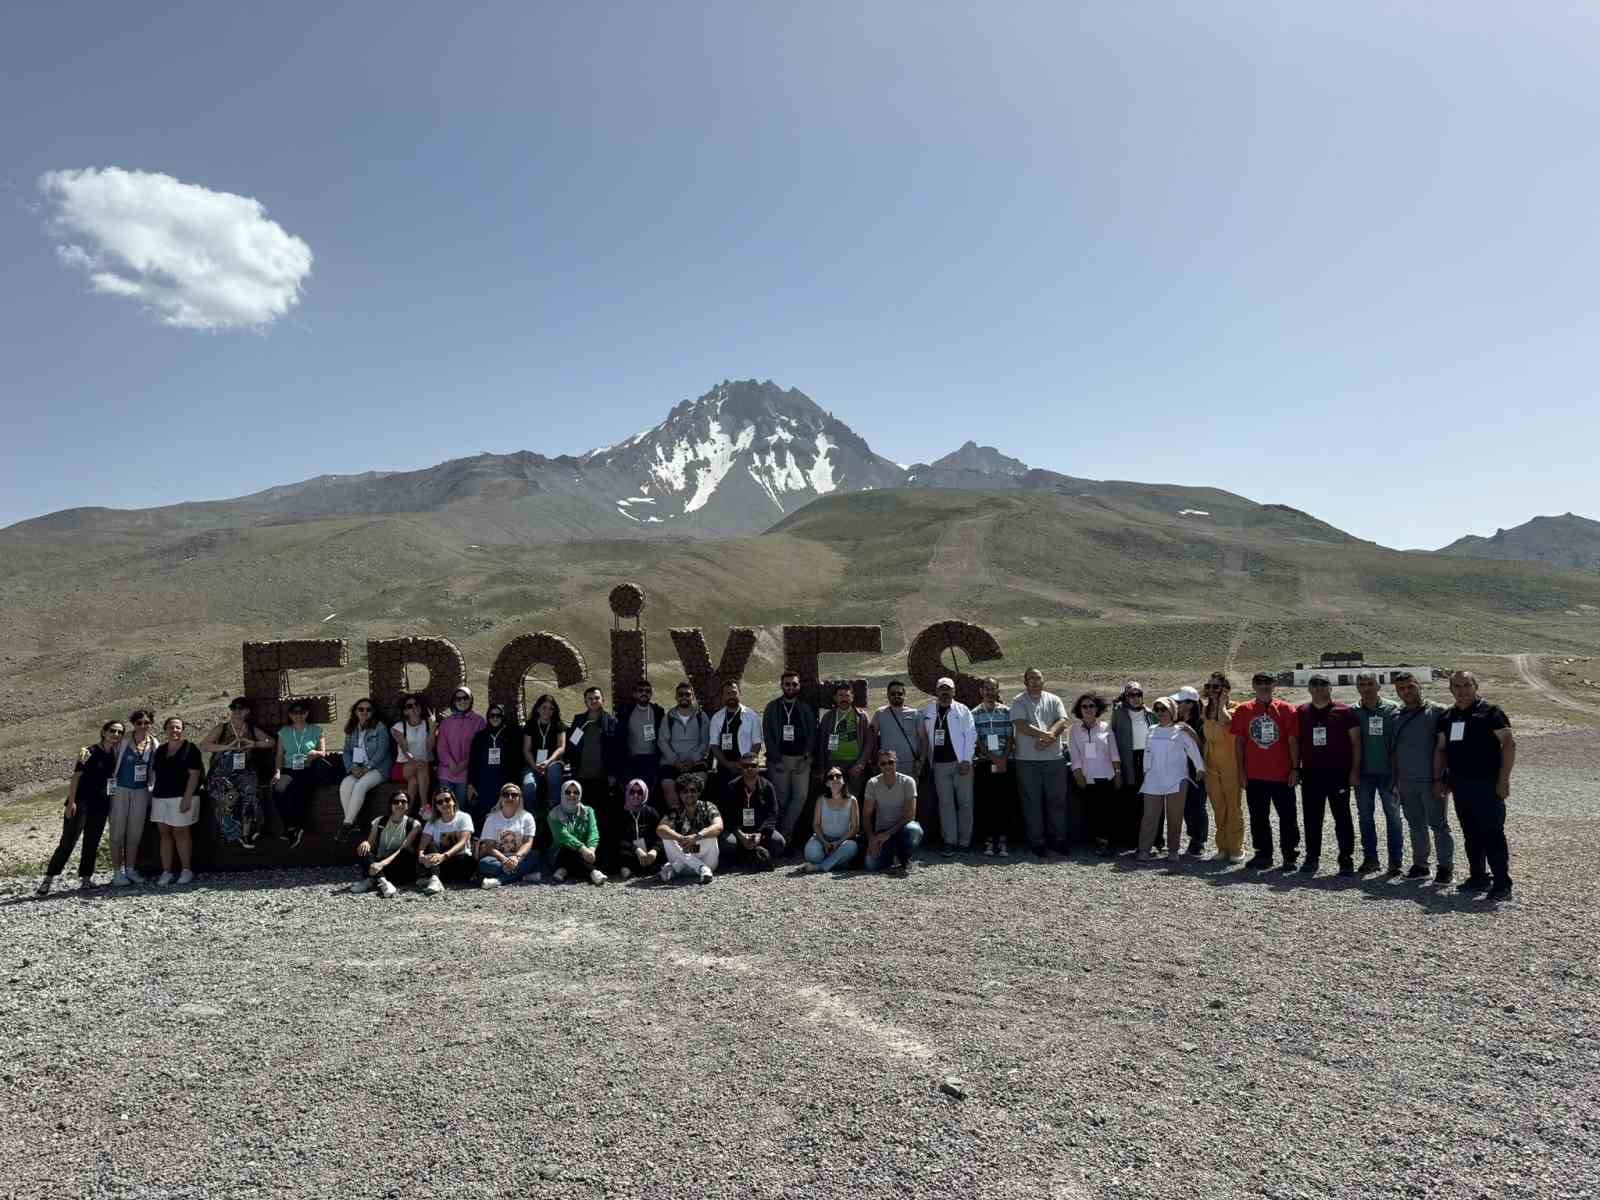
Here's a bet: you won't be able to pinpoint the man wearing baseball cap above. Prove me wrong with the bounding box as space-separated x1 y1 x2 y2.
919 677 977 853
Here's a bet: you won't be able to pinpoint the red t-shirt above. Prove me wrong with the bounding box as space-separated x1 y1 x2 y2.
1229 699 1299 782
1295 702 1358 770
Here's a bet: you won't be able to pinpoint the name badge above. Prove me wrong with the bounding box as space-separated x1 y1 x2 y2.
351 746 367 765
487 748 501 765
569 727 584 746
827 734 841 751
721 732 734 751
132 764 148 783
986 733 1000 752
1312 727 1327 748
105 778 117 797
1449 721 1465 743
742 807 756 828
231 752 247 771
634 837 646 850
933 728 946 747
642 723 655 741
1367 717 1384 736
782 723 795 742
290 754 307 770
536 748 549 765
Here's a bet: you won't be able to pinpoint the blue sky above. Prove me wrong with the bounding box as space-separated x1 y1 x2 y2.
3 0 1597 548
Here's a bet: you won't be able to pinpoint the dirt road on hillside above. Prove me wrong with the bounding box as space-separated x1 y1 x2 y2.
1512 653 1600 716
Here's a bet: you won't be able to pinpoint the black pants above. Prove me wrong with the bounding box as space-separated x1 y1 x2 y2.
722 829 785 869
423 854 476 885
272 764 325 832
1246 779 1300 860
357 847 418 885
46 800 110 878
1299 768 1354 863
577 776 616 869
614 838 662 874
1453 778 1511 883
1078 777 1119 844
1117 759 1147 850
974 760 1019 844
1184 776 1209 848
553 845 598 878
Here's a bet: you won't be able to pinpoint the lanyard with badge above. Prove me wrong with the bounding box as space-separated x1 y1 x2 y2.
487 732 502 766
933 708 948 748
782 702 797 746
721 713 738 753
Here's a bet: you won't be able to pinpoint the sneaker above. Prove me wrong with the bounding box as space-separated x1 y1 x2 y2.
125 867 147 885
1246 854 1272 870
239 837 257 852
1226 853 1247 865
1357 857 1379 875
287 827 304 849
1166 851 1180 864
1298 859 1319 876
752 846 771 867
659 863 675 883
553 868 568 883
1185 840 1205 857
157 871 175 886
1139 849 1160 862
1385 862 1403 878
1281 854 1299 871
527 872 542 884
588 869 607 885
1337 859 1357 877
983 840 997 857
1458 875 1492 894
351 878 373 894
1433 865 1453 885
996 838 1009 856
1487 878 1514 899
377 878 398 898
423 875 443 895
1406 864 1431 880
480 876 502 889
336 823 353 842
796 861 816 874
698 866 714 883
176 870 194 885
34 876 53 897
618 866 633 881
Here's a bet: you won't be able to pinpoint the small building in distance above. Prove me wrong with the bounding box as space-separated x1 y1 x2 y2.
1275 651 1446 687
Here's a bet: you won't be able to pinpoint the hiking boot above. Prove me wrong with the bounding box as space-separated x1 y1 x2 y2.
1298 859 1319 876
1433 865 1453 885
1405 864 1430 880
1458 875 1492 894
1487 878 1513 900
1357 857 1379 875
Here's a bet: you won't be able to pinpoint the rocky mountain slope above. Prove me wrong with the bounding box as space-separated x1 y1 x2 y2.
1437 513 1600 571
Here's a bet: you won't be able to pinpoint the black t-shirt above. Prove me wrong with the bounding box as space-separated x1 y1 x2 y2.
74 744 118 803
622 802 663 849
933 707 957 764
522 717 562 754
152 741 203 796
1441 700 1510 782
777 703 800 755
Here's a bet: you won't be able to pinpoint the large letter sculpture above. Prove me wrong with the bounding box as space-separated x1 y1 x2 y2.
241 640 349 729
905 621 1003 706
487 633 587 725
367 637 466 720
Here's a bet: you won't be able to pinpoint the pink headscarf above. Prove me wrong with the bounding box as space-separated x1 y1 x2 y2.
624 777 649 814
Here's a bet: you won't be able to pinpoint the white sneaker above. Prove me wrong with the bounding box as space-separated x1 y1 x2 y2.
176 870 194 885
351 878 373 894
996 839 1010 857
157 871 175 886
480 876 501 889
553 868 568 883
588 869 607 886
111 868 130 887
698 866 714 884
526 871 542 884
377 878 398 898
659 863 674 883
423 875 443 895
125 867 147 884
618 866 633 881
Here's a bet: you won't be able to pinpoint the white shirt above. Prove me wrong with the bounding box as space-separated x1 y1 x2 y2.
918 700 976 763
1140 725 1205 795
422 810 474 848
480 809 536 849
1129 713 1149 752
707 705 762 758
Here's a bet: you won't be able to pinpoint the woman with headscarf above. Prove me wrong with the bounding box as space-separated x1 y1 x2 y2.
548 779 605 885
467 703 521 832
37 718 124 895
434 685 486 810
615 777 664 881
200 697 273 850
1201 672 1246 863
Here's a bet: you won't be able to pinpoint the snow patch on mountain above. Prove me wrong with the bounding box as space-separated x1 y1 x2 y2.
683 420 755 513
808 434 837 495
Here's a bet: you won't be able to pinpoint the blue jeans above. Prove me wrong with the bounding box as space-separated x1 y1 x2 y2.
864 822 924 870
804 835 859 872
478 852 539 883
522 761 565 820
1356 774 1403 865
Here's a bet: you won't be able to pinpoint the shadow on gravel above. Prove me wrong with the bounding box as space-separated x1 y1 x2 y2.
1190 865 1511 912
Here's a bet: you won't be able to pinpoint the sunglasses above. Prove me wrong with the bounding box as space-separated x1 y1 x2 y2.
1126 691 1143 698
134 720 153 726
499 790 519 798
389 797 407 806
741 763 759 770
826 773 843 781
108 728 126 735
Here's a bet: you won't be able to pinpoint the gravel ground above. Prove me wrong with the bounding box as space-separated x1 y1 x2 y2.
2 731 1597 1200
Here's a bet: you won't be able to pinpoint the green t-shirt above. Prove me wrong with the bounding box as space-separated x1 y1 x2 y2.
1354 700 1397 774
280 724 321 770
831 709 860 764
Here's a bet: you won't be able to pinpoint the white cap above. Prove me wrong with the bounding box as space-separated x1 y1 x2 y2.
1176 685 1200 702
936 676 956 690
1124 680 1143 693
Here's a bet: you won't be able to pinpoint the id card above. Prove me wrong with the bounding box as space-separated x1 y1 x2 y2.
986 733 1000 752
536 748 549 765
1311 727 1327 748
290 754 307 770
487 748 501 765
828 734 840 751
1449 722 1465 742
933 728 947 747
1367 716 1384 736
351 745 367 765
231 752 247 771
132 764 148 783
721 732 734 751
634 837 646 851
105 778 117 797
569 727 583 746
782 723 795 742
742 807 756 828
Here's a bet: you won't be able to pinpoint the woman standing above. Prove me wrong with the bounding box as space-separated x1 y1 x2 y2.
201 698 273 850
391 694 434 813
467 704 520 831
353 791 420 897
1067 693 1123 856
150 716 204 885
1201 672 1246 863
36 719 123 895
1174 685 1209 856
1138 698 1206 863
339 698 394 840
271 699 328 848
109 709 158 885
520 694 568 817
800 767 860 873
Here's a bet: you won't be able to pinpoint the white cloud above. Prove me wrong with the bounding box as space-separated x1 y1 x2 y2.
37 167 312 330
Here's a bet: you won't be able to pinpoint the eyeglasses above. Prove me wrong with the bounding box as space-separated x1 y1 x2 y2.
404 703 420 710
134 720 152 726
741 763 758 770
1126 691 1143 698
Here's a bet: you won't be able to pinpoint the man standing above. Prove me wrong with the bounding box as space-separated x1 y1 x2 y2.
568 687 622 868
1230 672 1300 870
862 749 924 873
707 680 762 815
972 676 1016 856
919 677 976 854
720 754 784 870
434 686 487 810
814 682 870 791
762 670 817 852
1437 671 1515 898
656 682 710 813
1294 675 1359 877
617 679 665 800
1391 671 1452 883
864 681 924 791
1010 668 1070 857
1353 671 1404 876
1111 682 1155 851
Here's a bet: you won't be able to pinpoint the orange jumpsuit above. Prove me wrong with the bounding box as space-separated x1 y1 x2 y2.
1202 706 1244 857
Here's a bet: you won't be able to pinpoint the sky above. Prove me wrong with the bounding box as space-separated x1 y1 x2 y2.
3 0 1598 549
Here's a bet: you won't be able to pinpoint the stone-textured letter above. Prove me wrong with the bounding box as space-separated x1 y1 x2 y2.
905 622 1003 706
782 625 882 709
670 627 757 711
241 639 350 729
487 633 587 725
366 637 466 721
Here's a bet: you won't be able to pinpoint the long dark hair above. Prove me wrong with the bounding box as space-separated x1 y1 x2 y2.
399 693 432 727
345 697 378 736
529 694 563 726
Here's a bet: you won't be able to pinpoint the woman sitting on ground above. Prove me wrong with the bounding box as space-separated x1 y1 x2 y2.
354 791 420 897
391 694 434 814
150 716 203 886
1139 697 1206 863
656 772 722 884
418 787 478 893
549 779 605 885
37 719 124 896
271 699 329 848
615 777 663 881
800 766 860 873
339 698 394 840
477 783 539 888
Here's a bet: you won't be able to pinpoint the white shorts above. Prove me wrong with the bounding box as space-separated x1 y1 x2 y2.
151 793 200 827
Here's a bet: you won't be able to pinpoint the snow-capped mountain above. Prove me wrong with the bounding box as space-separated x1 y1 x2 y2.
581 380 905 533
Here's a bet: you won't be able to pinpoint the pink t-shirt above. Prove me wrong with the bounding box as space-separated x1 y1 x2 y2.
434 710 486 783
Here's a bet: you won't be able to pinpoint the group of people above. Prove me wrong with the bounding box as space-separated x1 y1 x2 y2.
35 663 1517 901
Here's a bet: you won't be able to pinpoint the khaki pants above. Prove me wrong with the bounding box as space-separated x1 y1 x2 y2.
1139 789 1185 857
109 785 150 867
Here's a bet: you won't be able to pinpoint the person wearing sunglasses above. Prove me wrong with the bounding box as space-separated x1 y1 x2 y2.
549 779 606 885
270 699 327 850
417 788 478 892
1067 693 1121 856
477 783 540 887
200 698 273 850
863 749 924 873
108 709 158 885
618 680 665 802
799 767 860 873
1009 669 1071 859
353 791 421 897
391 693 434 818
656 683 710 813
656 773 722 883
615 778 663 880
1111 681 1156 853
1200 674 1246 863
37 719 124 895
467 704 521 831
339 698 394 840
721 753 783 870
434 686 486 813
1229 672 1302 870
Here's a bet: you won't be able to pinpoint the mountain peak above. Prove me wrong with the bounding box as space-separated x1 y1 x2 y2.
1438 511 1600 570
927 441 1029 476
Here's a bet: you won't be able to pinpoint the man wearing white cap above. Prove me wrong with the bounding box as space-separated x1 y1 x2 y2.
1111 682 1156 852
919 677 977 853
